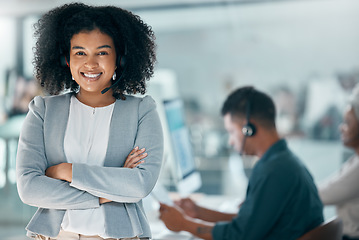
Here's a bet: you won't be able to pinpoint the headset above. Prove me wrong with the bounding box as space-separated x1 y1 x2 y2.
60 44 127 94
239 89 257 155
60 52 70 68
242 89 257 137
101 44 127 94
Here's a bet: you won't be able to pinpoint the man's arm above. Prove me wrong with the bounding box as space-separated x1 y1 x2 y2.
159 203 215 240
176 198 236 222
197 207 236 223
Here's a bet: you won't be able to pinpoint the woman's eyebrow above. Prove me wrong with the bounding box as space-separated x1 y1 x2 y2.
97 45 112 49
72 46 84 50
71 45 112 50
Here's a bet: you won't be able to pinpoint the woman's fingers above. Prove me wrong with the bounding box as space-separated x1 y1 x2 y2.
127 147 146 161
124 156 146 168
125 159 145 168
128 146 139 157
124 147 147 168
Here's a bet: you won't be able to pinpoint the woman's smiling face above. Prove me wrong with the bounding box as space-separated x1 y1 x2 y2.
69 28 117 94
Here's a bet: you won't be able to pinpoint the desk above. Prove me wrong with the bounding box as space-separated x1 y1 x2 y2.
145 193 242 240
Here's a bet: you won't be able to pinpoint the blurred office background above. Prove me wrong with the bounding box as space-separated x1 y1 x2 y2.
0 0 359 239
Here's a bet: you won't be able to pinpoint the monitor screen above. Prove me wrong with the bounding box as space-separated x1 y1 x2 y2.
163 98 201 196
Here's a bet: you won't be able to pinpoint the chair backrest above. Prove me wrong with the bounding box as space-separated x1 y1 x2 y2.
297 217 343 240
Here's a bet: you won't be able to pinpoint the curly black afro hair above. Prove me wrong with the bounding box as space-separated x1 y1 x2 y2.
33 3 156 99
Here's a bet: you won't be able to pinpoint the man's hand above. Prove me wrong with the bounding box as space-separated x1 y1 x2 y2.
159 203 214 240
175 198 200 219
159 203 188 232
45 163 72 182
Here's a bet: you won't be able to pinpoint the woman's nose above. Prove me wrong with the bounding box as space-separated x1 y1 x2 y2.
85 56 99 68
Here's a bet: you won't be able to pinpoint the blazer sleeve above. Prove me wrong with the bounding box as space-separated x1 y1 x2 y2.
319 156 359 205
70 96 164 203
16 96 100 210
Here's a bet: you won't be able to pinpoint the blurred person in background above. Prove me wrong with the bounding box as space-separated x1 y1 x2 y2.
159 86 324 240
319 83 359 240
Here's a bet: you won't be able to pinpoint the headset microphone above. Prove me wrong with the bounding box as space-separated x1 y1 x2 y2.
239 135 247 156
101 64 127 94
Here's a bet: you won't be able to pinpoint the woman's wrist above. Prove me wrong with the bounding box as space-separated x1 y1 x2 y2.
46 163 72 182
63 163 73 182
57 163 72 182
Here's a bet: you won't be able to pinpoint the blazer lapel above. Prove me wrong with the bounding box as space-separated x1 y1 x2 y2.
104 97 138 167
44 93 72 165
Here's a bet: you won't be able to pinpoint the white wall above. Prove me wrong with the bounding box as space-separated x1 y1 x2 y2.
141 0 359 115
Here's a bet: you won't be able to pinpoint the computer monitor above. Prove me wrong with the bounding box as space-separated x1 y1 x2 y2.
146 69 201 197
163 98 201 195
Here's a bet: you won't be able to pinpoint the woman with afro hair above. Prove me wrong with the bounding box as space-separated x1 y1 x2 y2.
16 3 163 240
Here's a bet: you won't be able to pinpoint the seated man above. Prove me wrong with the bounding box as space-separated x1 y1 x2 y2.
319 84 359 240
159 86 324 240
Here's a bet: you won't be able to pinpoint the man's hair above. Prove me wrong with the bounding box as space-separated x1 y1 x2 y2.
221 86 276 129
33 3 156 99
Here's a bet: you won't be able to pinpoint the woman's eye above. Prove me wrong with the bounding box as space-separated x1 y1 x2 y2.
98 52 108 56
75 52 85 56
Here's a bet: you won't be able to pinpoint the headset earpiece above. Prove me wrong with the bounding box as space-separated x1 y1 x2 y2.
242 122 256 137
60 54 69 67
117 43 127 69
117 55 126 69
242 89 257 137
101 44 128 94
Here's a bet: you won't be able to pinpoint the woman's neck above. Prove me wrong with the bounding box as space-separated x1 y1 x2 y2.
75 90 116 108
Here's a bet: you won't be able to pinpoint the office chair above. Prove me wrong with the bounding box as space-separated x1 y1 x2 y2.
297 217 343 240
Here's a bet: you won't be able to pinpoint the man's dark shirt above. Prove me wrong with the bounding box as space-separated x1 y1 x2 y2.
212 139 324 240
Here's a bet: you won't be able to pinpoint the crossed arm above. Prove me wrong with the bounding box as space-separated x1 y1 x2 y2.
17 95 163 210
45 146 147 204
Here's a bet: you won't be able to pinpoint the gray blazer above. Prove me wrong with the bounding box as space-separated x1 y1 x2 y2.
16 92 163 238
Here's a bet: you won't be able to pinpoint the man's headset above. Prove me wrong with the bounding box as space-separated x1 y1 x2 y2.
242 89 257 137
60 44 127 94
239 89 257 155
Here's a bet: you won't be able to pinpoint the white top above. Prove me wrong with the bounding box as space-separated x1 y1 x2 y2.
319 154 359 237
61 95 115 237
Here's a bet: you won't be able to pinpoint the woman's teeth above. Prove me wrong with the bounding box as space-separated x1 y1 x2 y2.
83 73 101 78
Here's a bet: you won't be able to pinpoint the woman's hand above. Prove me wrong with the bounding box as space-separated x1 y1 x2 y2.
45 163 72 182
99 147 147 205
99 197 112 204
124 146 147 168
